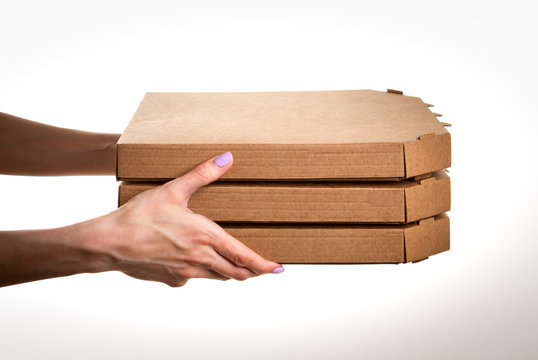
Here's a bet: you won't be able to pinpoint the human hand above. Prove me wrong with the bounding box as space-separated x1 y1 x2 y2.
91 152 284 287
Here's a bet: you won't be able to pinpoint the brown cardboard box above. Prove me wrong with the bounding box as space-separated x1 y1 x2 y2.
117 90 451 181
219 214 449 263
118 171 450 223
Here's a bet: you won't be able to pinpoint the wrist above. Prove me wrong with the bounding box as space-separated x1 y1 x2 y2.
77 133 120 176
55 216 119 274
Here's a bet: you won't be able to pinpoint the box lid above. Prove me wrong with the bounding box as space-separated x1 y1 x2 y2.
117 89 451 181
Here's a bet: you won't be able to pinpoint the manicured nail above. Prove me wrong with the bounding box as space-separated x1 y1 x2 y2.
272 266 285 274
214 152 233 167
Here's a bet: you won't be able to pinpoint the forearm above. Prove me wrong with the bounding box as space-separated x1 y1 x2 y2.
0 112 120 176
0 221 115 287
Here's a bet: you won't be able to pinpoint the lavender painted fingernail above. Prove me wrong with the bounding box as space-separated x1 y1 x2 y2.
272 266 285 274
214 152 233 167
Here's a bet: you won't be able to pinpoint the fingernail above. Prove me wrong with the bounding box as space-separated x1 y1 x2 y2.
214 152 233 167
272 266 285 274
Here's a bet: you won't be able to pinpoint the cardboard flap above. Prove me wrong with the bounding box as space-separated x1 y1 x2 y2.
403 214 450 262
403 132 451 178
404 171 451 222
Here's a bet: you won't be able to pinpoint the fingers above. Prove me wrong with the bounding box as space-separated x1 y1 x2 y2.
206 251 258 281
123 265 230 288
170 266 230 281
121 266 190 288
206 223 284 275
206 269 230 281
166 152 234 202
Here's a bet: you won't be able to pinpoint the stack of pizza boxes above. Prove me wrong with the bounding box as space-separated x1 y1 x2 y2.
117 89 451 264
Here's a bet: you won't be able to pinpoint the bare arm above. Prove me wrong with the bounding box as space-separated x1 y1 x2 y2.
0 153 284 287
0 225 113 287
0 112 120 176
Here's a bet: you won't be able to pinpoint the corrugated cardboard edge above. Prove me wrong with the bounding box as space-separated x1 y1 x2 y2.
117 174 451 224
403 133 451 178
222 224 405 263
117 136 450 181
404 171 451 222
219 214 449 263
118 181 407 223
116 143 405 181
403 214 450 262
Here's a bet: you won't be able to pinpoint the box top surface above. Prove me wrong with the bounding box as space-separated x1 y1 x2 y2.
118 90 448 145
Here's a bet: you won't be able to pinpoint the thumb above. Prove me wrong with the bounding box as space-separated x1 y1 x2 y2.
169 151 233 201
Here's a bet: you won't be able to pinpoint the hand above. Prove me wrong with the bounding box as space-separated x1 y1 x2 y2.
95 152 284 287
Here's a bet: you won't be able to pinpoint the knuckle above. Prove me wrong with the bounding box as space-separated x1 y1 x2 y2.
233 269 251 281
191 230 215 247
160 181 175 195
232 252 253 268
160 181 185 202
177 268 196 279
171 279 188 288
193 163 215 182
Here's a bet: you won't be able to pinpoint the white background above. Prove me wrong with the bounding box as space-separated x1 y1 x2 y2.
1 0 537 359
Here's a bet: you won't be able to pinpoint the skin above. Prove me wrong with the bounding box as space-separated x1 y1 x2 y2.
0 112 283 287
0 112 119 176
